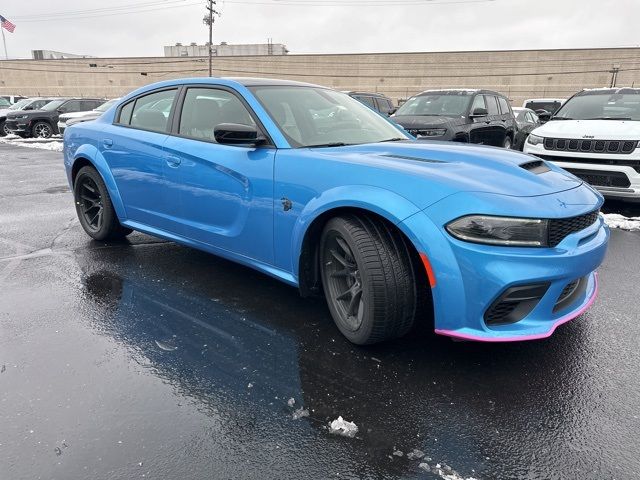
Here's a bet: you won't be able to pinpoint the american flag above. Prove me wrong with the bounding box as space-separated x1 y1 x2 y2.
0 15 15 33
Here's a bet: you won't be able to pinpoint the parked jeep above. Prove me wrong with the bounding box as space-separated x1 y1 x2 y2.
0 97 57 136
391 89 517 148
5 97 104 138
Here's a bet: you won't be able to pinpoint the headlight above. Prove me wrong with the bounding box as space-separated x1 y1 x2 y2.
527 133 544 146
446 215 549 247
417 128 446 137
13 115 28 120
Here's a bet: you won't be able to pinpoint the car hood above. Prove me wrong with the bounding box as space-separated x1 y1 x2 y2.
390 115 465 129
311 141 582 209
6 109 48 118
533 119 640 139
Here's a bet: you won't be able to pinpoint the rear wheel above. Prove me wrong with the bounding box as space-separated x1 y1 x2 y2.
32 121 53 138
319 215 418 345
502 135 513 149
74 166 132 241
0 121 6 137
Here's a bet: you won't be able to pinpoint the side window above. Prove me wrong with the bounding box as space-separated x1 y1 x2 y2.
527 112 538 123
485 96 500 116
374 97 390 114
498 97 511 115
59 100 83 113
470 95 486 113
118 101 134 125
179 87 255 142
127 89 177 133
355 95 376 109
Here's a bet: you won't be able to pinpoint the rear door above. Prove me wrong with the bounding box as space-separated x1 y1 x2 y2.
468 94 492 145
162 86 276 263
484 95 505 146
100 87 181 232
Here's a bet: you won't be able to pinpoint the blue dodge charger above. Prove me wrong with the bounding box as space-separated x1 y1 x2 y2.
63 78 609 345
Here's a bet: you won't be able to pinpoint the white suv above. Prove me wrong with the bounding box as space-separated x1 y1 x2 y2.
524 88 640 201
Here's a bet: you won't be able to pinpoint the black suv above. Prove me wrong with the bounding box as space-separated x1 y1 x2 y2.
5 97 104 138
345 91 396 116
391 89 517 149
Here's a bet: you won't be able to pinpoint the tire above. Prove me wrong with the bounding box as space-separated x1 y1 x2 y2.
0 121 6 137
73 166 133 241
31 121 53 138
319 214 418 345
501 135 513 149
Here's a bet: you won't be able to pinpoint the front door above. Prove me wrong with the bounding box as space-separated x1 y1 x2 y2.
101 88 182 233
162 86 275 263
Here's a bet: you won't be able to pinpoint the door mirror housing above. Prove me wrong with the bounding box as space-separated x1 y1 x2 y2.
470 107 488 117
214 123 264 146
536 110 552 123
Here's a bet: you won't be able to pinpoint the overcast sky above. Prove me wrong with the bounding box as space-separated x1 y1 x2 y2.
2 0 639 59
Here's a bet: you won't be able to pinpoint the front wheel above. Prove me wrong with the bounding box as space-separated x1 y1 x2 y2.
32 121 53 138
319 215 418 345
74 166 133 241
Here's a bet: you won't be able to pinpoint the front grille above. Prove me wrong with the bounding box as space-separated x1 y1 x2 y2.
565 169 631 188
544 137 637 154
536 154 640 174
548 210 600 247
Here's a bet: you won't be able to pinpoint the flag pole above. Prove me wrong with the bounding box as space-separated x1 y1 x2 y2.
1 26 7 59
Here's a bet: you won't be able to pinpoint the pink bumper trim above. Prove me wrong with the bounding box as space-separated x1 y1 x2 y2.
434 272 599 343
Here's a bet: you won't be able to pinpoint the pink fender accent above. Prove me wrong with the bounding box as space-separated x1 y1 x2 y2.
435 272 599 343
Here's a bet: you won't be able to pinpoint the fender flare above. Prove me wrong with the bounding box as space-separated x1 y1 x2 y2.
71 144 128 220
291 185 422 278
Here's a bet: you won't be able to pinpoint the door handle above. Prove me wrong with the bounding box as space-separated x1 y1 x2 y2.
103 138 113 148
166 155 181 167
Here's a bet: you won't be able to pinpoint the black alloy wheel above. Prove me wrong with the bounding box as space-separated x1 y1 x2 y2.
73 166 132 241
319 215 422 345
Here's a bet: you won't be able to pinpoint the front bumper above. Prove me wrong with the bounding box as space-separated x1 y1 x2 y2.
524 142 640 200
5 119 31 135
400 188 609 342
57 122 66 135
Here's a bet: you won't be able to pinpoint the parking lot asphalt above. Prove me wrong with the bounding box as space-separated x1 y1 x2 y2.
1 144 639 480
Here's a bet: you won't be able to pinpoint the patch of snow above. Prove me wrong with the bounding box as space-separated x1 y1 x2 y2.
418 461 478 480
0 136 63 152
406 449 425 460
328 416 358 438
602 213 640 231
154 340 178 351
392 449 404 457
292 407 309 420
287 397 296 407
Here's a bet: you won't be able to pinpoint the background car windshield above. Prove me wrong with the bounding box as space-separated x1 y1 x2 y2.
42 100 66 111
8 98 30 110
525 101 561 113
554 93 640 120
251 86 407 147
395 93 471 117
95 98 119 112
0 98 11 108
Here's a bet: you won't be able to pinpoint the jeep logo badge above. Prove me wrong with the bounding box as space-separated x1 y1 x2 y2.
583 135 595 139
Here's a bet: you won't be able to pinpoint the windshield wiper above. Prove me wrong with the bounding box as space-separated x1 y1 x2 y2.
379 137 406 142
586 117 633 120
305 142 352 148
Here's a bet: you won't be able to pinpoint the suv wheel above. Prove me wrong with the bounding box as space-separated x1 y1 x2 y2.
502 135 513 149
32 121 53 138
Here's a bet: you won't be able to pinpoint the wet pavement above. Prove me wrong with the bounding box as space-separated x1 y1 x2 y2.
1 145 639 480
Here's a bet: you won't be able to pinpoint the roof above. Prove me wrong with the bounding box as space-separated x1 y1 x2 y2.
223 77 325 88
416 88 506 97
578 87 640 96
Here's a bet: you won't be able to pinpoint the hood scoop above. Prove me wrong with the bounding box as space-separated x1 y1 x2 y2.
519 159 550 174
381 153 446 164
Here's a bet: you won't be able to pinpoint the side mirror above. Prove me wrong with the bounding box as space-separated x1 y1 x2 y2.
536 110 551 123
214 123 264 146
470 107 488 117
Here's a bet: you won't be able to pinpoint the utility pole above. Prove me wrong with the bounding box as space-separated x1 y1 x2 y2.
609 65 620 88
203 0 220 77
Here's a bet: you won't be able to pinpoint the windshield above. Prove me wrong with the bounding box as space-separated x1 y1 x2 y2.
0 98 11 108
250 86 408 147
524 101 562 114
95 98 119 112
554 92 640 120
394 93 471 117
9 98 32 110
42 100 66 111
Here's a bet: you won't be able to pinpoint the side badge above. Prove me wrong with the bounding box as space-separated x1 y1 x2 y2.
281 197 293 212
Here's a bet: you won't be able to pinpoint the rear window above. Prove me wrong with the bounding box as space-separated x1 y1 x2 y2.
498 97 511 115
117 89 177 132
